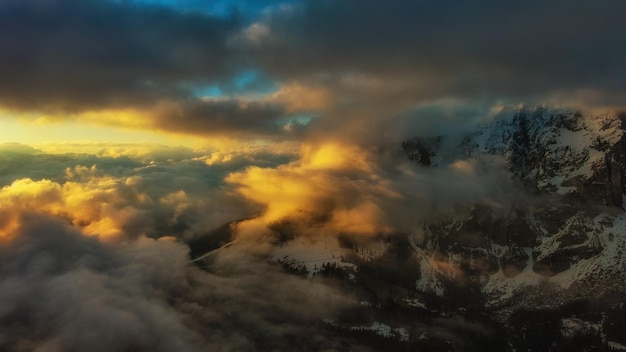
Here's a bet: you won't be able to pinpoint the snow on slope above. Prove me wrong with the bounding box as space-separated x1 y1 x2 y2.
482 212 626 306
404 108 626 309
271 235 357 277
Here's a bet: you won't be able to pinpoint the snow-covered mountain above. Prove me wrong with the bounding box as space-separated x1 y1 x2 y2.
404 109 626 280
194 108 626 350
398 108 626 349
259 108 626 350
404 108 626 204
404 109 626 278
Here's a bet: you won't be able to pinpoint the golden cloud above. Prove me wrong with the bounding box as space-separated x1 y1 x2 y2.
226 143 397 236
268 83 332 113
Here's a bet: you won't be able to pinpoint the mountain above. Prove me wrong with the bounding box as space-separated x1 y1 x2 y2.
404 108 626 205
398 108 626 350
195 108 626 351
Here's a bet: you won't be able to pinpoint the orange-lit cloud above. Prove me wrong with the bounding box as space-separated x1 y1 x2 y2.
268 83 332 113
226 143 400 236
0 151 258 242
5 1 624 349
428 254 464 278
225 138 520 243
0 171 133 240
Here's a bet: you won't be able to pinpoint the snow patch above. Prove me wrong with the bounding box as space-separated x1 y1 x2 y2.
408 233 445 296
349 322 409 341
609 341 626 351
483 247 543 306
485 213 626 305
403 298 427 310
271 235 356 277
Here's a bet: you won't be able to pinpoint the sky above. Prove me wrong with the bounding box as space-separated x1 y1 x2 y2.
1 0 625 147
1 0 626 350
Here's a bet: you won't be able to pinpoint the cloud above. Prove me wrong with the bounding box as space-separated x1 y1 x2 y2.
0 143 39 155
149 98 291 138
0 144 299 242
2 0 624 141
226 142 519 239
0 144 360 351
226 143 391 235
240 22 271 45
0 0 241 112
252 0 626 106
0 1 624 348
0 1 307 140
0 213 351 351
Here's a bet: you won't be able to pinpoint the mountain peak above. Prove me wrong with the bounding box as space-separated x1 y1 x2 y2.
404 108 626 207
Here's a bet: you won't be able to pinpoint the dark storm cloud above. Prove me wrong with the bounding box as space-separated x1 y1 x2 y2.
0 0 241 112
151 98 292 137
0 0 303 138
254 0 626 106
1 0 625 138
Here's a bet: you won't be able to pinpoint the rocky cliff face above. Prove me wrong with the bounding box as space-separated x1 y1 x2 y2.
395 108 626 349
200 108 626 350
405 108 626 206
402 108 626 282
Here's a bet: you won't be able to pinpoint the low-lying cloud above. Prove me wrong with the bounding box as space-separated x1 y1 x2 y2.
0 213 351 351
227 142 519 240
0 145 360 351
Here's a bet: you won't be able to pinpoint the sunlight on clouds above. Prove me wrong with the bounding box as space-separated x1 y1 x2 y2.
0 109 214 148
0 174 128 240
0 212 19 242
4 0 622 348
0 166 155 240
1 179 63 206
226 165 322 222
36 108 151 129
36 139 244 158
269 83 332 113
449 159 477 175
300 143 372 171
227 143 395 236
0 179 62 241
0 179 60 241
329 201 392 235
0 143 267 244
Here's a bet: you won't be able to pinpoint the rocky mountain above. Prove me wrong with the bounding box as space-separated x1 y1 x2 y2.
193 108 626 351
396 108 626 350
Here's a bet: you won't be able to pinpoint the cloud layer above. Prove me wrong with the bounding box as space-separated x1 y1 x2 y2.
1 0 625 140
0 145 360 351
0 134 521 350
0 213 351 351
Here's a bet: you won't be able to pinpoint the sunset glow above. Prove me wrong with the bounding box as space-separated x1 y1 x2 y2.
1 1 626 351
